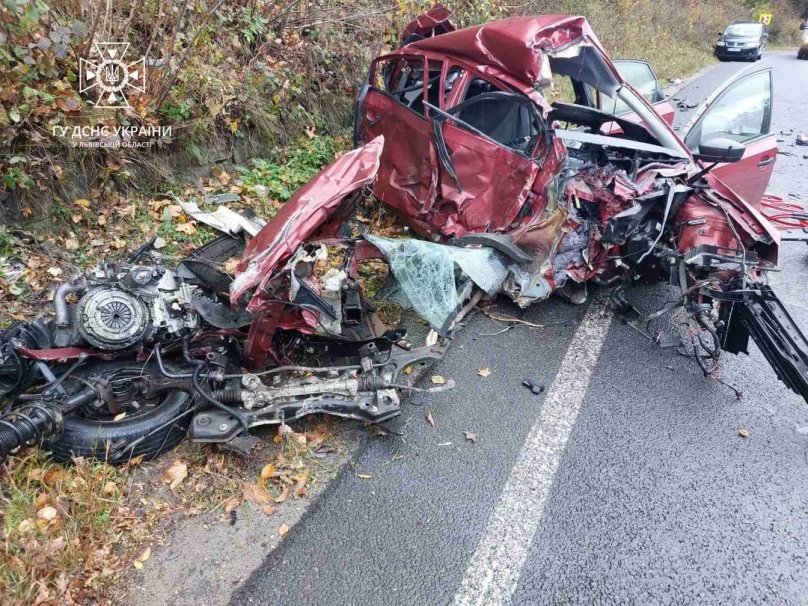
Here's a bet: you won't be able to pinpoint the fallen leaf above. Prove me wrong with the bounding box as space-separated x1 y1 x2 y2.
97 214 107 226
431 375 445 385
426 411 435 427
18 519 35 533
139 547 151 563
174 222 197 235
403 366 413 375
113 412 127 421
738 429 750 438
463 431 477 443
274 487 289 503
133 560 143 570
45 536 66 555
258 463 275 489
242 483 272 504
356 473 372 480
46 266 62 278
37 506 58 521
262 504 276 515
293 470 309 498
223 495 242 513
161 459 188 489
103 481 117 495
74 198 91 209
278 523 290 537
223 258 240 273
42 468 63 486
153 236 167 249
477 368 491 378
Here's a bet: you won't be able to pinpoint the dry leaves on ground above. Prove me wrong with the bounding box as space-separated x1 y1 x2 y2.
161 460 188 490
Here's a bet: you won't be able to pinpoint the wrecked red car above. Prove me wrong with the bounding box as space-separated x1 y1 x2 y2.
1 9 807 464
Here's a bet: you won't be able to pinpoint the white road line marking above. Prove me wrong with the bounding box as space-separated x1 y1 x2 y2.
452 304 614 606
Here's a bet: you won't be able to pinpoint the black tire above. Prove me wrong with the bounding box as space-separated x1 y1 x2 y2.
46 361 194 464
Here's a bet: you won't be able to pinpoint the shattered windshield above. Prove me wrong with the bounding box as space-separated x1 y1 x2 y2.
365 235 507 335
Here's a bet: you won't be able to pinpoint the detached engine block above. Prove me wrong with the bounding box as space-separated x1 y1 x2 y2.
56 263 200 351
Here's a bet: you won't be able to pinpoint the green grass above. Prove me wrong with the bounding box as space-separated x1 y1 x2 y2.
237 134 347 204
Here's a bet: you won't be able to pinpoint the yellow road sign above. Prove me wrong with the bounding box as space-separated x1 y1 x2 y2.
759 13 772 25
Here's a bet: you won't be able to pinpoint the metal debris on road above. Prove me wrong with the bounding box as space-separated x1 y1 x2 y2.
522 379 545 395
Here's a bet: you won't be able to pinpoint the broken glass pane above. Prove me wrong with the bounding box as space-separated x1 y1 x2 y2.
366 235 507 334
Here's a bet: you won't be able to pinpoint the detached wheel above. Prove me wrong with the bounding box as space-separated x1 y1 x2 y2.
46 361 194 464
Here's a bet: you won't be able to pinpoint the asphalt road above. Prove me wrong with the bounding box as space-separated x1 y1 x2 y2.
232 52 808 605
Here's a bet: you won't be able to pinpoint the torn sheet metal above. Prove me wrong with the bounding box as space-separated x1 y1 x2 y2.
366 235 507 335
409 15 614 90
178 200 266 237
400 2 455 44
233 136 384 309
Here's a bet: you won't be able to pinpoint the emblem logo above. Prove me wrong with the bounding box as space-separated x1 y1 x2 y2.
79 42 145 108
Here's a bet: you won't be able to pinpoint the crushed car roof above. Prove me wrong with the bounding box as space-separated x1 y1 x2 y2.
407 15 619 91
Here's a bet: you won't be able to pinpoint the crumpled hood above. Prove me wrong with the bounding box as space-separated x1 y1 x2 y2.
231 136 384 308
408 15 612 88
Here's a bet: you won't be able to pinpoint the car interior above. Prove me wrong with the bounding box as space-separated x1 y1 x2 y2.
374 52 670 158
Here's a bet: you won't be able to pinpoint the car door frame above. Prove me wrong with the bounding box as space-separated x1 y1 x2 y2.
426 82 546 233
596 59 675 128
682 67 776 206
358 52 440 220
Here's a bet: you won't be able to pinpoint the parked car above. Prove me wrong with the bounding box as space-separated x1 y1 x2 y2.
799 22 808 60
715 21 768 61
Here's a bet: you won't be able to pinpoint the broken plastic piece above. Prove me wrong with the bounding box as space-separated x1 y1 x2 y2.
179 199 266 237
522 379 545 395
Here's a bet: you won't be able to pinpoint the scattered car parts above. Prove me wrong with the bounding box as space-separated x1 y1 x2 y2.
2 7 808 464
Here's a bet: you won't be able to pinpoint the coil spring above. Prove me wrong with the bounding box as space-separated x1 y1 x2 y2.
0 402 63 459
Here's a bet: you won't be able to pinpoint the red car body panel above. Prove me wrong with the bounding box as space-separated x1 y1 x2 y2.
232 136 384 309
400 2 454 44
357 13 778 252
407 15 613 87
712 134 777 206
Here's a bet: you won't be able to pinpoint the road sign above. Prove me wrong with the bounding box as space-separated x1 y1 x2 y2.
759 13 772 25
